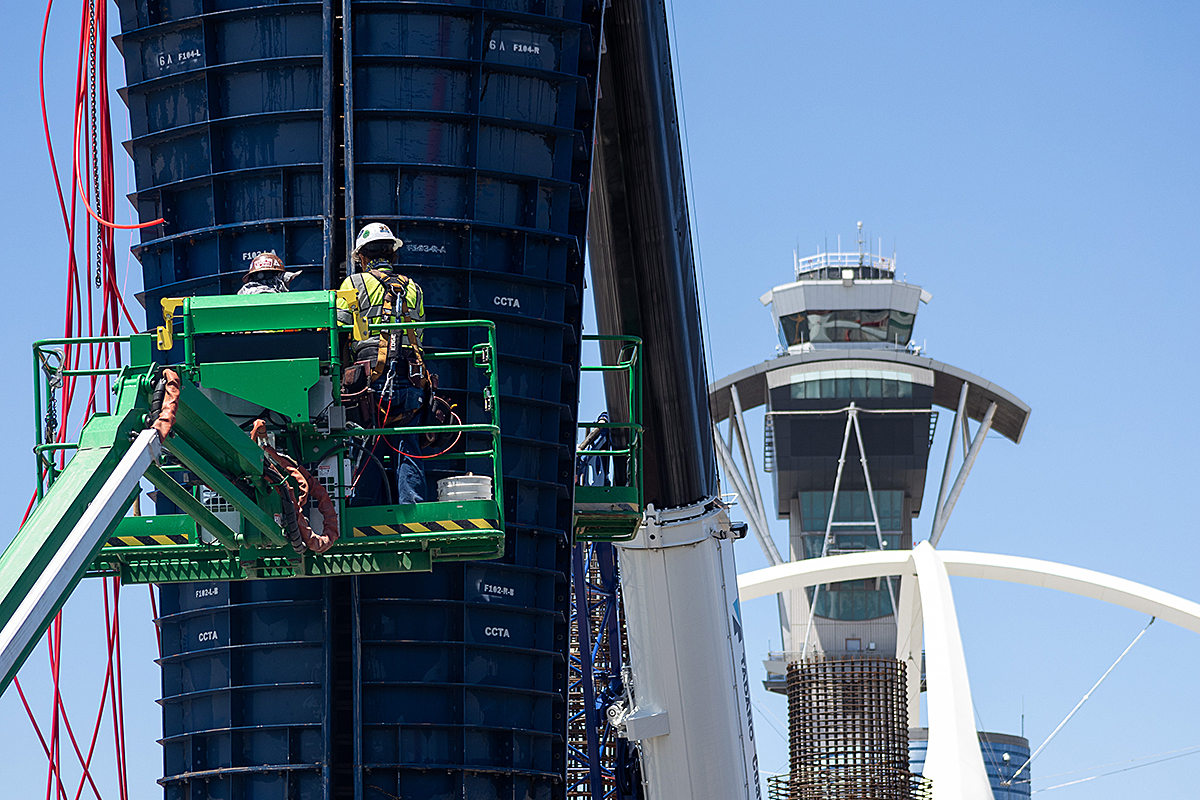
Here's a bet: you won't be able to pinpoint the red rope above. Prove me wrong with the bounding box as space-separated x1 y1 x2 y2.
111 580 128 800
48 616 65 800
46 625 107 800
68 8 161 236
22 0 145 793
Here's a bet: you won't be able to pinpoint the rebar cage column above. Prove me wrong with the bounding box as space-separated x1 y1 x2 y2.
785 657 928 800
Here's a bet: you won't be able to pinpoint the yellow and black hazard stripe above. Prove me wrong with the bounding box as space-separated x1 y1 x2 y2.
353 519 499 537
107 533 190 547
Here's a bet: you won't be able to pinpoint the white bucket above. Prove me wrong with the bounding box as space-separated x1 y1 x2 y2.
437 474 493 502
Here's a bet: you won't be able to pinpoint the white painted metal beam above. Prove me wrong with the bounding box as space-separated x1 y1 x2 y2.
894 562 924 729
737 545 1200 800
940 550 1200 635
713 424 781 567
910 544 994 800
929 401 997 547
740 548 1200 637
932 382 968 533
730 384 770 534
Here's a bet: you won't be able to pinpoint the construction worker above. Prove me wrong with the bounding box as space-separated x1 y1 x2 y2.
335 223 428 506
237 251 300 295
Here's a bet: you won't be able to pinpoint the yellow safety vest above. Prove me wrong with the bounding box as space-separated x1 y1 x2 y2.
336 269 425 355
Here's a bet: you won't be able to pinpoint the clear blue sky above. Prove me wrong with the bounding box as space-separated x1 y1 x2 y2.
2 1 1199 797
669 2 1200 796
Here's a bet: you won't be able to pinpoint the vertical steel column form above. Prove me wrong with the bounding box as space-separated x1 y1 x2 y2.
321 581 335 799
587 0 717 508
340 0 354 254
351 577 363 800
929 402 998 547
617 500 759 800
321 0 337 284
909 544 993 800
573 545 604 796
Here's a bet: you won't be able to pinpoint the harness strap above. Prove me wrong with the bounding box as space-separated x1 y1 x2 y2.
367 269 427 385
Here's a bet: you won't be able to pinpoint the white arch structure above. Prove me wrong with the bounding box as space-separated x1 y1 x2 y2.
738 542 1200 800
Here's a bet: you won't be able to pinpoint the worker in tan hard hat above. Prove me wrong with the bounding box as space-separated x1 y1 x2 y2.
336 222 429 506
238 251 301 295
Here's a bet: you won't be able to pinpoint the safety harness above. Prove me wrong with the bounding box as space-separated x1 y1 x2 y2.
366 268 428 387
345 267 427 386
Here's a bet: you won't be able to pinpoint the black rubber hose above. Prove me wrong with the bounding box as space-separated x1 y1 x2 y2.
266 463 307 554
148 366 166 425
344 437 396 506
279 491 307 554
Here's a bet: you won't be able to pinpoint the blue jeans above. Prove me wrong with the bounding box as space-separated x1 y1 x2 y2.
349 383 426 506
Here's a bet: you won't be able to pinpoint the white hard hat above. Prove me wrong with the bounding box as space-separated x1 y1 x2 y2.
352 222 403 257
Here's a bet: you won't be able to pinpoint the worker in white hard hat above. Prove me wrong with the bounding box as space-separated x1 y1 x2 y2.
237 251 301 295
336 222 428 505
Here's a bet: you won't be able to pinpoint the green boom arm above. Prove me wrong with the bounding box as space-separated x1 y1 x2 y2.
0 366 278 695
0 380 153 693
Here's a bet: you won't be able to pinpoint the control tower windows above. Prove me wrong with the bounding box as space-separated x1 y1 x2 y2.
790 370 914 401
778 310 915 347
800 533 902 559
807 579 898 620
800 490 904 533
796 488 904 620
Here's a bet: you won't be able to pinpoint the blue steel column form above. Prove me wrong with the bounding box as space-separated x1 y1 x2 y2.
115 0 605 796
322 0 338 288
352 576 364 800
323 579 336 798
341 2 605 797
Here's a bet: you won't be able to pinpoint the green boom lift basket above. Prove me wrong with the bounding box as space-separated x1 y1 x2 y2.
573 335 644 542
30 290 506 584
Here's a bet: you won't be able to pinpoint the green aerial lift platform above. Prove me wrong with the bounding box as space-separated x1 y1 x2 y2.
0 290 506 692
573 336 644 543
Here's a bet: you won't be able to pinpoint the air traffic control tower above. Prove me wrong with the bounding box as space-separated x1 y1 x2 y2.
710 228 1033 798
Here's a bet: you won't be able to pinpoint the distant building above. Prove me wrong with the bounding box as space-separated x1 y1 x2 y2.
910 729 1032 799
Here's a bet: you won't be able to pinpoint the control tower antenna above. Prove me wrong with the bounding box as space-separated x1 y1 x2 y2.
856 220 865 264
